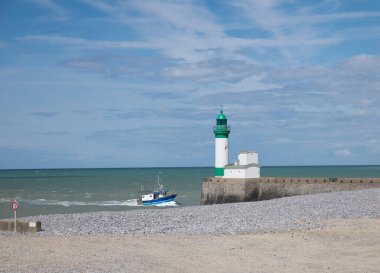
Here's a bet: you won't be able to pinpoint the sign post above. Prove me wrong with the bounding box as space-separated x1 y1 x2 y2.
11 200 19 233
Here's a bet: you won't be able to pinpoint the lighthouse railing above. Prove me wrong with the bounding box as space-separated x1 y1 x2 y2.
213 125 230 132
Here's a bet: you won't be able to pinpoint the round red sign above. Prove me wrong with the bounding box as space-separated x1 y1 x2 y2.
11 200 19 211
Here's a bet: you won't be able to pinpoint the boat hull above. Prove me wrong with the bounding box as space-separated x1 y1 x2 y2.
142 194 177 205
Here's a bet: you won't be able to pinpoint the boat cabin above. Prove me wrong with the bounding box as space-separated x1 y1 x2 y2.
141 190 168 202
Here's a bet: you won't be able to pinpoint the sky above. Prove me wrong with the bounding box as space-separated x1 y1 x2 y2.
0 0 380 169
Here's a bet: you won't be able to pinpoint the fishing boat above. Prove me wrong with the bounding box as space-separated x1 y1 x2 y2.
137 175 177 206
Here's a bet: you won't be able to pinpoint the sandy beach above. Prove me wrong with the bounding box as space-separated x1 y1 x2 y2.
1 189 379 272
1 218 379 273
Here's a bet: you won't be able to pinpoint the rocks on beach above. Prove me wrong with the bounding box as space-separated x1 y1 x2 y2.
2 188 380 237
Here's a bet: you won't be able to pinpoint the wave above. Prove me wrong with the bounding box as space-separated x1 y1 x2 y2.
154 201 179 207
0 198 178 207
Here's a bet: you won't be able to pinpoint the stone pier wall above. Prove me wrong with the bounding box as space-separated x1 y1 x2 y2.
201 177 380 205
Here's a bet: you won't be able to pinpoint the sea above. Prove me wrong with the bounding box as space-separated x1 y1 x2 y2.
1 165 380 219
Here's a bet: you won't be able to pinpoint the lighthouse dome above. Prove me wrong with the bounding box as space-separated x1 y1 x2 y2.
217 109 227 120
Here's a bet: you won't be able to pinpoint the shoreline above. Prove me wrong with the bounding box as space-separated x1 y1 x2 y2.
1 188 379 236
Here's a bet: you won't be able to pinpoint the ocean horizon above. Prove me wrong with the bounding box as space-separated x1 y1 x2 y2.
1 165 380 219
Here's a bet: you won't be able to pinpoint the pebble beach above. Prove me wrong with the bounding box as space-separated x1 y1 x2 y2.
13 188 380 236
1 189 379 273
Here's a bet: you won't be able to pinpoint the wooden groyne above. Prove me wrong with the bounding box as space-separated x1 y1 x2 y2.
201 177 380 205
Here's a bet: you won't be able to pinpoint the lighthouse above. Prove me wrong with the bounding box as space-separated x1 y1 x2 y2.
214 109 230 176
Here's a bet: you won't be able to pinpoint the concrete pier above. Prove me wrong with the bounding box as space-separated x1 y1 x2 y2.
0 220 42 233
201 177 380 205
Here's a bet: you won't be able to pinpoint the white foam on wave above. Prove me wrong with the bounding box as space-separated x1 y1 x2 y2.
99 199 141 207
0 197 23 203
4 198 143 207
1 198 178 207
154 201 178 207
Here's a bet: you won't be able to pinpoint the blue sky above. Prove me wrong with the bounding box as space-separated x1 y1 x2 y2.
0 0 380 169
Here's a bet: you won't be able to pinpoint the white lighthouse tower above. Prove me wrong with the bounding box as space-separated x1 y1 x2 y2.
214 109 230 177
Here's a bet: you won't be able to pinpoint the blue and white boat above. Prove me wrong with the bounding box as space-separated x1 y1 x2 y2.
138 175 177 206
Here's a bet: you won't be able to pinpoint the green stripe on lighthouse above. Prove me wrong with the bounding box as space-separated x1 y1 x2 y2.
214 132 229 138
215 167 224 176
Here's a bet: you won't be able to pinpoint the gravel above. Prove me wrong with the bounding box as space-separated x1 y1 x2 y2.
2 188 379 236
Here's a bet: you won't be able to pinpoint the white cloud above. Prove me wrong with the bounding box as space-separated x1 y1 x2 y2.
32 0 66 14
81 0 115 14
231 1 380 32
63 60 104 70
161 59 258 83
31 0 69 21
224 73 281 92
265 138 293 144
368 140 380 154
18 35 153 49
335 149 352 157
77 0 379 66
228 1 380 64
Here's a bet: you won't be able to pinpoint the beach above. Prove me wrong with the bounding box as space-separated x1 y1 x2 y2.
1 218 379 273
1 189 380 272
